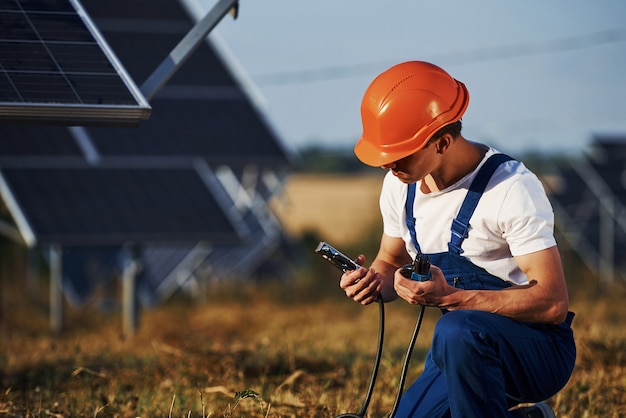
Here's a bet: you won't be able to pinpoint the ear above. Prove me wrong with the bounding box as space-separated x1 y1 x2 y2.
435 134 453 153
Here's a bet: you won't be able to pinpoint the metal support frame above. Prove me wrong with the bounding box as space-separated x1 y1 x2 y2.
122 258 140 336
142 243 213 306
46 245 140 335
572 158 625 288
49 244 63 333
204 163 285 278
599 194 615 289
140 0 239 101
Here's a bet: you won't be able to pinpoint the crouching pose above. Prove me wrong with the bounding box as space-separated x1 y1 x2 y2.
340 61 575 418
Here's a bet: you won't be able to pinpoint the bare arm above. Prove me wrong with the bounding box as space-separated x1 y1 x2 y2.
394 246 569 324
340 233 412 304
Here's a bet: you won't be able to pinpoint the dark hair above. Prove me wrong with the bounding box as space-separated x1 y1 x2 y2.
425 119 463 147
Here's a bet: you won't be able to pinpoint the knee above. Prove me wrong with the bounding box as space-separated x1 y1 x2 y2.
433 311 476 342
431 311 495 364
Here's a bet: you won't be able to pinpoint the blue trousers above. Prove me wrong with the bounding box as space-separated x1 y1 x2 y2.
395 310 576 418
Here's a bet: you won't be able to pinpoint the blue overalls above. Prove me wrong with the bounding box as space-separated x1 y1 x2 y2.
395 154 576 418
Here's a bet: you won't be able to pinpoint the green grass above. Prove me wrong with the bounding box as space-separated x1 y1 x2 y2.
1 266 625 417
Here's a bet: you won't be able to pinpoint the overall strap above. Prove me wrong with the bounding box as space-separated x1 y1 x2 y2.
448 153 514 255
406 182 421 253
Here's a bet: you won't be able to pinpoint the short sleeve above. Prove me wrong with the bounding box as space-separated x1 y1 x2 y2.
498 170 557 256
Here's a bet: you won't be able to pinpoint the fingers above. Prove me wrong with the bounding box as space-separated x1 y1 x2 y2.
351 277 382 305
340 267 381 305
339 267 365 289
394 276 423 305
393 264 447 306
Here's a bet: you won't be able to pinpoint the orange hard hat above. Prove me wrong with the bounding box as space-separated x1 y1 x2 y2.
354 61 469 167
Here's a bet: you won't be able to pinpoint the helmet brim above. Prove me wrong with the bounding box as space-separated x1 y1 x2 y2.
354 134 425 167
353 62 469 168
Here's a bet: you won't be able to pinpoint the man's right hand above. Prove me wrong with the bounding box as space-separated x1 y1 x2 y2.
339 255 383 305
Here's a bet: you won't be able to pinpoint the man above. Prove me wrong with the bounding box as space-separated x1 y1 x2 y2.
340 61 576 417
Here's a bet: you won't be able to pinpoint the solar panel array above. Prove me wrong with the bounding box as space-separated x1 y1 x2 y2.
549 137 626 280
0 0 150 126
0 0 292 306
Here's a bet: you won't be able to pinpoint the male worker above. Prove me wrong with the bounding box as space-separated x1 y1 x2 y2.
340 61 576 417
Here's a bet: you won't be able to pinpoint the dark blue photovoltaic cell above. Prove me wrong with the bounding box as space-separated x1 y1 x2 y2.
1 166 240 245
0 0 150 125
0 125 83 155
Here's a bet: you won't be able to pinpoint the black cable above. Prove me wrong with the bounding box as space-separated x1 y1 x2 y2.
388 304 426 418
335 295 385 418
335 297 428 418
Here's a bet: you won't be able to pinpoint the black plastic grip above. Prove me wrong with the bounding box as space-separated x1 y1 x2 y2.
315 241 360 272
400 253 431 282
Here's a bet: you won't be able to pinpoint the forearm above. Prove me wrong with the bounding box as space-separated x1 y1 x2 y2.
440 284 569 324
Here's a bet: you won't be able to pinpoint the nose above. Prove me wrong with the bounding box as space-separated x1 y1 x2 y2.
381 161 396 170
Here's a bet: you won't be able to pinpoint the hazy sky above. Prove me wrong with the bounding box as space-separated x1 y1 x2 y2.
203 0 626 156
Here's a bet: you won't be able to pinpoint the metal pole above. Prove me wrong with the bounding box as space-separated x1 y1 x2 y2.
140 0 239 101
599 194 615 290
49 244 63 333
122 259 139 336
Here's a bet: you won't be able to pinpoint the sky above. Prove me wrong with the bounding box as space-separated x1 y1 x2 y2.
200 0 626 157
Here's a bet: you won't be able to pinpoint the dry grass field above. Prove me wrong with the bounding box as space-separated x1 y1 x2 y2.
1 173 625 417
1 274 625 418
270 173 385 246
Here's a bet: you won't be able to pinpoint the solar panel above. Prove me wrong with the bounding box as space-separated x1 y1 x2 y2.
77 4 290 166
0 0 150 126
0 124 83 155
0 165 241 246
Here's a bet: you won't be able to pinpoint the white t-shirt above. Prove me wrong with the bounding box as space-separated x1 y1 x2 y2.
380 147 556 285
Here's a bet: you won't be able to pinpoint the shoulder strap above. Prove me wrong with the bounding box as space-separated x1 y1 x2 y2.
448 153 514 255
405 182 420 253
405 153 514 256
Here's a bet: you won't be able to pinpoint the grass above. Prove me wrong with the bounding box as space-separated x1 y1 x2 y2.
1 264 625 417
